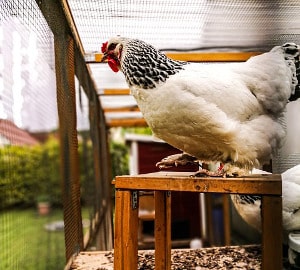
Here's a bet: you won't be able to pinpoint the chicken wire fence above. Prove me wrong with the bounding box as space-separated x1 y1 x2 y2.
68 0 300 52
2 0 300 269
0 1 112 269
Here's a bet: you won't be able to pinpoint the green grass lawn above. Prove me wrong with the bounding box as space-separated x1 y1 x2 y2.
0 207 88 270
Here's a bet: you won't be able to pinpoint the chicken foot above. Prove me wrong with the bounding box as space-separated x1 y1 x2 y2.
156 154 223 177
156 154 248 177
156 153 199 169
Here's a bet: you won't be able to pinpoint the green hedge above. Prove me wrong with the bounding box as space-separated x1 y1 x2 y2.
0 139 60 209
0 137 128 210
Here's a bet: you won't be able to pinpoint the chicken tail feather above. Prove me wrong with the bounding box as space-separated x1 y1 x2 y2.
282 43 300 101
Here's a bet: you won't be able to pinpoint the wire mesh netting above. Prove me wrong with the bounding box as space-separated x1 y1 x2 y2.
2 0 300 269
0 0 101 269
68 0 300 53
0 0 61 269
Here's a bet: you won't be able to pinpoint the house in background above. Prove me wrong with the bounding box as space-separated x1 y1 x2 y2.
0 119 39 146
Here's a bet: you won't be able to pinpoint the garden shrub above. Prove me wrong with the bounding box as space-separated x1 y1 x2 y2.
0 137 129 210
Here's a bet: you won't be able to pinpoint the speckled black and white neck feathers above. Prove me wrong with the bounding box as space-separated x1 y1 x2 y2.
281 43 300 101
120 39 188 89
236 195 261 205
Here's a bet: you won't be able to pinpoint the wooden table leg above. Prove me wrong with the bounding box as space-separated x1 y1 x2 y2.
261 195 282 270
114 189 139 270
222 194 231 246
155 191 172 270
205 194 214 245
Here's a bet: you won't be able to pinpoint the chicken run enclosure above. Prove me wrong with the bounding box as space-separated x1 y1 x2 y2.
1 0 300 270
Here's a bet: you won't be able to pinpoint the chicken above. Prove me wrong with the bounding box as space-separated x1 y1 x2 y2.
101 37 300 176
231 165 300 240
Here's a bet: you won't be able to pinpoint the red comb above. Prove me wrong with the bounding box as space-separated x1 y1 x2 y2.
101 41 108 53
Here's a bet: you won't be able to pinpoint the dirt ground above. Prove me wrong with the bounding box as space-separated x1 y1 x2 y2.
71 245 262 270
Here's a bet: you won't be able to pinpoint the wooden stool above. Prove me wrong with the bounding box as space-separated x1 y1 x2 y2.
113 171 282 270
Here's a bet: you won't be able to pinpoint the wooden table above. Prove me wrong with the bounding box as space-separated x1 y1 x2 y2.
113 171 282 270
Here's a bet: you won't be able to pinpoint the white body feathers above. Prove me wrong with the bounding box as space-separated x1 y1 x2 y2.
131 47 293 169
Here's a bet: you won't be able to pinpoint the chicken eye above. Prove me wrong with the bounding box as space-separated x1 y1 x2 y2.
108 43 117 51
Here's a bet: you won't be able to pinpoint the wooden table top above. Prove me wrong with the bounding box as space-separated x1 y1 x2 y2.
114 171 282 195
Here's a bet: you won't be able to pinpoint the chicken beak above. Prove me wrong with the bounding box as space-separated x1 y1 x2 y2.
100 52 108 63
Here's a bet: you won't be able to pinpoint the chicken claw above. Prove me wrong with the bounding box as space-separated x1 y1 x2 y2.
193 169 225 177
156 153 199 169
193 164 249 178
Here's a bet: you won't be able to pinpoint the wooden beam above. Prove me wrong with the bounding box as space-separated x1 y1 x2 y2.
100 89 131 95
60 0 85 54
222 194 231 246
155 191 172 270
107 118 148 127
54 33 84 260
166 52 260 62
87 51 261 63
261 195 283 269
104 106 140 113
114 190 139 270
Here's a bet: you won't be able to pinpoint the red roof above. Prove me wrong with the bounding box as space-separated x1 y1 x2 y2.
0 119 39 146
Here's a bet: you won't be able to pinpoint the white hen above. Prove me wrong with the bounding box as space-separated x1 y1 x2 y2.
231 165 300 236
101 37 300 176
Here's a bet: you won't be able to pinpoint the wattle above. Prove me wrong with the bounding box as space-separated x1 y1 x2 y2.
108 58 119 72
101 41 108 53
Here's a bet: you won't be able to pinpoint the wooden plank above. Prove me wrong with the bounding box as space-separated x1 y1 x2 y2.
261 195 283 270
114 189 125 269
60 0 85 53
88 51 261 63
166 52 260 62
155 191 172 270
222 194 231 246
204 194 214 245
104 106 140 113
107 118 148 127
115 172 282 195
102 89 131 95
114 190 139 270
